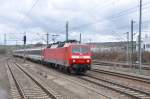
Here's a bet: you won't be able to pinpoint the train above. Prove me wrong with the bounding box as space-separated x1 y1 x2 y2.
13 40 92 74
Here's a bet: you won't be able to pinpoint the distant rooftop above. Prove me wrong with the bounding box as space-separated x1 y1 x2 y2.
87 41 136 47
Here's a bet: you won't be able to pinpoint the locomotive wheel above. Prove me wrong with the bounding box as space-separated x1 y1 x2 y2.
58 65 63 71
63 67 70 73
70 67 76 74
75 69 81 75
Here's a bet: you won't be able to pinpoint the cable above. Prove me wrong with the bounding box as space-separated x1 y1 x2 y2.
18 0 40 28
51 1 114 32
62 1 150 33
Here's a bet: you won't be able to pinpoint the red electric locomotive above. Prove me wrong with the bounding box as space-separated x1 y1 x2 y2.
14 40 92 74
43 40 91 73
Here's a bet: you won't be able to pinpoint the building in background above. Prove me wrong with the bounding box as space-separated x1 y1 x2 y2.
89 34 150 53
88 42 131 53
136 34 150 52
142 34 150 52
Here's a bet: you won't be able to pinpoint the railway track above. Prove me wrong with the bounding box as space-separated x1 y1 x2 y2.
93 60 150 70
79 73 150 99
91 68 150 84
11 57 150 99
6 58 62 99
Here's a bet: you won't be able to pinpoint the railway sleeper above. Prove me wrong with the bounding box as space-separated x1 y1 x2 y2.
83 75 150 99
15 63 63 99
88 73 150 96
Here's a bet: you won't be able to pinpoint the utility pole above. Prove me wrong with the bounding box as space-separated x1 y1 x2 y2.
66 21 69 42
23 33 26 63
15 40 18 50
4 33 6 50
79 33 81 44
126 32 129 65
46 32 49 45
131 20 134 68
139 0 142 73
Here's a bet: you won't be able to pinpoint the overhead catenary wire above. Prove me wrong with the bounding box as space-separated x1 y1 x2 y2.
19 0 147 43
5 0 150 45
18 0 40 28
60 1 150 33
51 0 116 34
56 1 150 42
16 0 150 39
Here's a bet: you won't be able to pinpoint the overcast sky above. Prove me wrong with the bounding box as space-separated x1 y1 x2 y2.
0 0 150 45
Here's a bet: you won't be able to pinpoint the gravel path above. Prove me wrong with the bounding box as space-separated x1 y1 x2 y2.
15 58 112 99
93 64 150 76
0 55 9 99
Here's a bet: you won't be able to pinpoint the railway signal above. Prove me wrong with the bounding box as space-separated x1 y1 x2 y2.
23 35 26 45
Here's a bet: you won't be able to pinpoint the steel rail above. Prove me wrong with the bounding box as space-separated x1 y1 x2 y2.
91 68 150 84
79 74 150 99
7 58 62 99
6 59 26 99
14 62 62 99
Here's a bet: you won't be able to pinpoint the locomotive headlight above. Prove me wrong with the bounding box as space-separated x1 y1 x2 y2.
86 60 90 63
73 59 76 63
83 56 91 58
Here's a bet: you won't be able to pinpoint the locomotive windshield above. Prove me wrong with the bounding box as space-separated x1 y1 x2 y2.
72 46 89 54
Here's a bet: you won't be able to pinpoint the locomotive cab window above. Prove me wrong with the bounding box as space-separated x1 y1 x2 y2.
81 47 89 54
72 46 89 54
72 47 80 54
